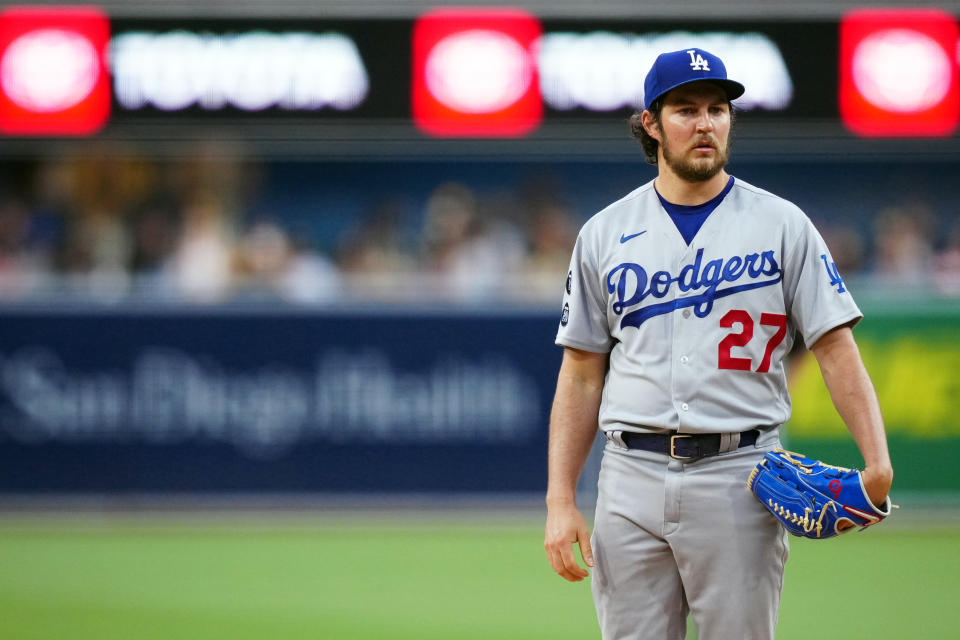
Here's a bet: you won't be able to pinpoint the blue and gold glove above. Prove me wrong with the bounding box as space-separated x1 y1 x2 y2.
747 449 892 539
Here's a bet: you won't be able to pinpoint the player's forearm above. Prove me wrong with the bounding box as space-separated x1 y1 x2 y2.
546 368 605 506
812 328 892 475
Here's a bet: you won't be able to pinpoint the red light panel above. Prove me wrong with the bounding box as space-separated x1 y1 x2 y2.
0 5 111 136
840 8 959 138
412 8 542 138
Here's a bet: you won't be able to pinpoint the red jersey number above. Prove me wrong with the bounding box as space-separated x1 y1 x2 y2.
718 310 788 373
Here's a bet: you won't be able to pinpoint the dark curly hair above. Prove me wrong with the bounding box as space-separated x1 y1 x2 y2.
630 94 736 166
629 97 664 165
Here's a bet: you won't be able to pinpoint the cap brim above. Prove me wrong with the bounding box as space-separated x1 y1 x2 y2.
710 79 746 101
648 78 746 107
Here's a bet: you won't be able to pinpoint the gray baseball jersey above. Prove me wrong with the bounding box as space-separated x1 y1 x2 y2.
556 177 861 435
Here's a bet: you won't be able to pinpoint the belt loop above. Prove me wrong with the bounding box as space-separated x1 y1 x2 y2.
718 432 741 454
606 430 627 450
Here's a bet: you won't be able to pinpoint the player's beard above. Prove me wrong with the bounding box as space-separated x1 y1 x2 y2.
660 135 730 183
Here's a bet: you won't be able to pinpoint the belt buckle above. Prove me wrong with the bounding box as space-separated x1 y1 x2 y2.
669 434 697 460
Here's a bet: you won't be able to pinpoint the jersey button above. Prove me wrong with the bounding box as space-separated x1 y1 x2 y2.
681 403 689 411
682 309 691 318
680 356 689 364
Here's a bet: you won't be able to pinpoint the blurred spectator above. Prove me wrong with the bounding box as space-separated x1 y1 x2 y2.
0 198 47 298
421 182 479 271
127 200 180 299
235 219 341 303
871 204 936 284
278 238 342 304
820 222 866 276
130 201 179 275
421 182 526 301
521 200 578 300
935 221 960 296
235 220 292 295
167 192 235 303
338 199 415 275
54 214 131 300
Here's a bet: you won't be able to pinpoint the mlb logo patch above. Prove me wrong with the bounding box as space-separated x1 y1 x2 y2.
0 6 111 135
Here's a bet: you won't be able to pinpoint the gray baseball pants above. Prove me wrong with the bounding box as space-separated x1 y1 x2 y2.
591 430 788 640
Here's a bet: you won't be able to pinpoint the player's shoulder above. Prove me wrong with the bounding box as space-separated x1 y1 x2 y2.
578 180 657 238
730 178 798 210
729 177 811 226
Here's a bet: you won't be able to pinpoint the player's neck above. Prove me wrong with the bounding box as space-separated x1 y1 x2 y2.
654 169 730 206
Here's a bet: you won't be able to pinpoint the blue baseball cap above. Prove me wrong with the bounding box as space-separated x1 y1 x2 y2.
643 48 745 109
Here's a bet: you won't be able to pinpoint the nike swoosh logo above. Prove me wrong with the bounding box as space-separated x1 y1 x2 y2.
620 231 647 243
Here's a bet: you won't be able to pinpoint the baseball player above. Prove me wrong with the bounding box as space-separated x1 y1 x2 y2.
543 48 893 639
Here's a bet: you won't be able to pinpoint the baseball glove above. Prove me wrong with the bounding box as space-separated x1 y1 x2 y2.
747 448 892 539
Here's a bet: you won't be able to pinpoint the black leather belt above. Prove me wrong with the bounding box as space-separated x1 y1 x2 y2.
621 429 760 460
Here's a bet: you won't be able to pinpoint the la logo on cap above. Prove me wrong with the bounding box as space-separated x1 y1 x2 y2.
687 50 710 71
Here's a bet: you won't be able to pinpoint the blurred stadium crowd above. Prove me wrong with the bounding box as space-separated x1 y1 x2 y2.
0 149 577 306
1 147 959 306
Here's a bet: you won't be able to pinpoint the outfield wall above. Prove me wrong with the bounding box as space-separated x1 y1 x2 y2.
0 305 956 494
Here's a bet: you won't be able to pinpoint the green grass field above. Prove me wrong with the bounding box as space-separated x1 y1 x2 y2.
0 512 956 639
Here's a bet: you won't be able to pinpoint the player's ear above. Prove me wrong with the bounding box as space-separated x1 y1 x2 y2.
640 110 661 143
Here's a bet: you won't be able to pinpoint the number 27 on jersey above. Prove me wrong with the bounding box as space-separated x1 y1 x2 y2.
718 310 787 373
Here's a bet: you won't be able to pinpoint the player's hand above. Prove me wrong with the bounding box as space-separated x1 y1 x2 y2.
837 465 893 532
544 501 594 582
861 464 893 509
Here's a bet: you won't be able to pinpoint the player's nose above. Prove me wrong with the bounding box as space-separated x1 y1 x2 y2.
695 110 714 132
